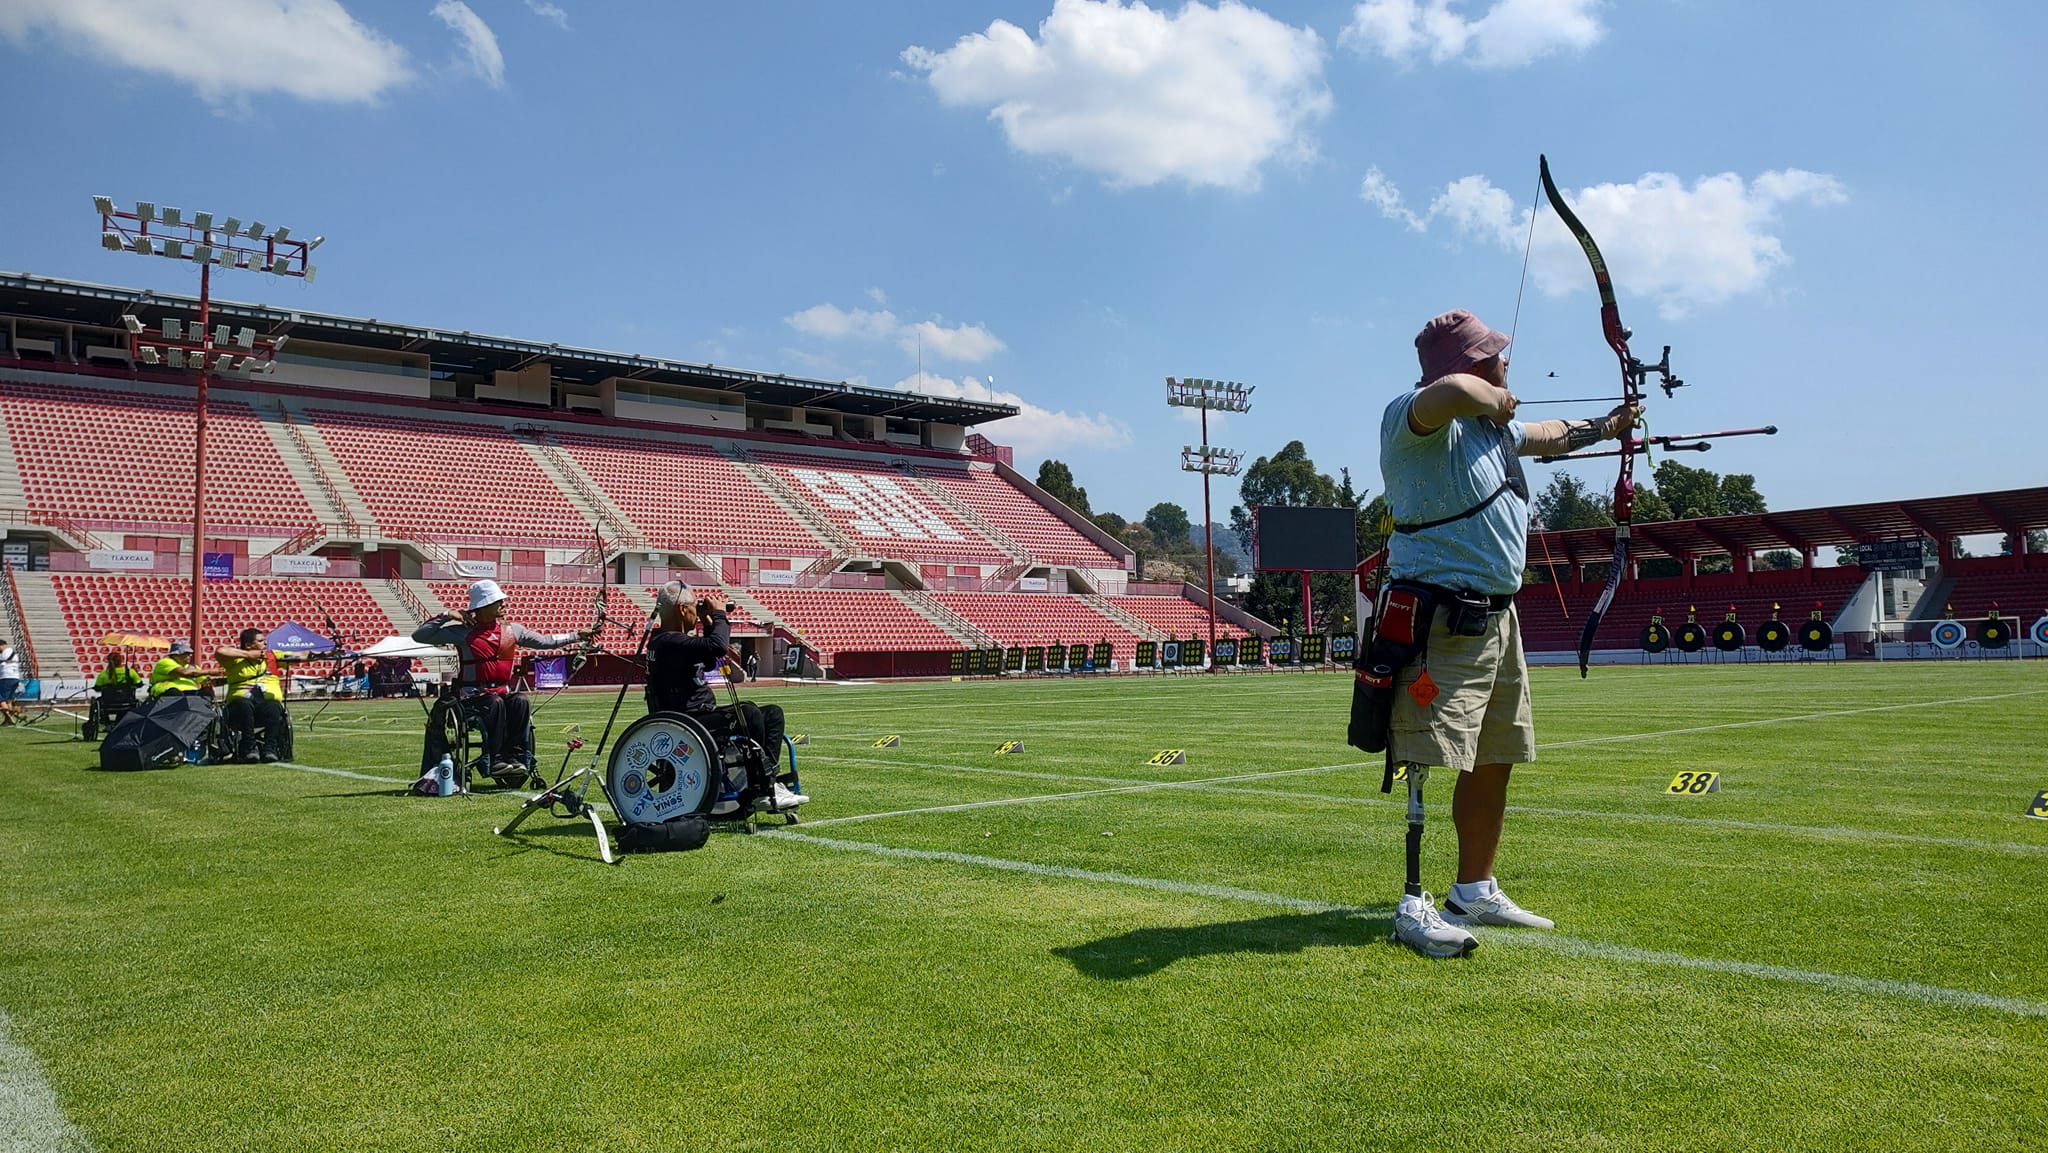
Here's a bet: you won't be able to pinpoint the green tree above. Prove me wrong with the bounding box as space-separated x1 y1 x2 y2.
1036 459 1090 515
1532 473 1613 531
1757 549 1803 570
1719 473 1767 515
1143 502 1193 550
1651 460 1723 519
1226 441 1352 630
1090 511 1127 538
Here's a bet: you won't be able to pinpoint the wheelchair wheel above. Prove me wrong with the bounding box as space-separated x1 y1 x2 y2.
608 712 721 826
273 710 295 760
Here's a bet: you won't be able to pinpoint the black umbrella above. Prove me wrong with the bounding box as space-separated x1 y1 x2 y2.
100 695 218 771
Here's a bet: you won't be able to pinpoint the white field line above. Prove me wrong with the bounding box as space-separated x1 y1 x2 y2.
794 761 1369 828
815 754 2048 857
762 830 2048 1020
1534 689 2048 750
277 761 415 784
0 1008 97 1153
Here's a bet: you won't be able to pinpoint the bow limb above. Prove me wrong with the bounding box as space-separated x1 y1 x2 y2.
1541 155 1643 677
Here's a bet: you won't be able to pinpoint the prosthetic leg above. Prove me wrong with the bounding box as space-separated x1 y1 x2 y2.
1403 763 1428 900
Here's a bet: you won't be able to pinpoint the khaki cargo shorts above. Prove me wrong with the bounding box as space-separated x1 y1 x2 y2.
1390 602 1535 772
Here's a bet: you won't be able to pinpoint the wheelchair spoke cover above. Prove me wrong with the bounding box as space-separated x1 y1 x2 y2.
607 712 720 826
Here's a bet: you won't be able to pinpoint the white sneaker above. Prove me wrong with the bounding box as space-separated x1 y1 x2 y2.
755 782 809 811
1443 888 1554 930
1392 892 1477 958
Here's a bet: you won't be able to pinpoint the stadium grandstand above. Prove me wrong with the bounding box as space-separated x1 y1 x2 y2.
0 272 1272 690
1520 485 2048 662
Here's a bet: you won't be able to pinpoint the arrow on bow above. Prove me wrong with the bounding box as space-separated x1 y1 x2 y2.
1534 155 1776 677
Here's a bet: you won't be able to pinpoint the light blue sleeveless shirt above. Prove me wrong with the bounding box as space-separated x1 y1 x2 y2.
1379 391 1530 595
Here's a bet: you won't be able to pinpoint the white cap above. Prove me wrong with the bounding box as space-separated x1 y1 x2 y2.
467 579 508 611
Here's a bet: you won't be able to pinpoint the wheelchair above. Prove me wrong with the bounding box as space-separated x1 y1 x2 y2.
606 710 803 828
81 687 141 742
204 694 295 763
424 683 539 790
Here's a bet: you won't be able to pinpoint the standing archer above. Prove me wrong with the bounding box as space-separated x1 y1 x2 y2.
1376 308 1636 957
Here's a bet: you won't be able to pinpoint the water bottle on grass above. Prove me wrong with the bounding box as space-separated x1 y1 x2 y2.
435 754 455 796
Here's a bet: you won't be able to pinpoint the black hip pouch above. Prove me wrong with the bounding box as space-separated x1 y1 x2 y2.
1347 581 1438 754
1440 589 1496 637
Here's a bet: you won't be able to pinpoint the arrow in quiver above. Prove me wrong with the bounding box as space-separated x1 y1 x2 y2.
1713 604 1746 652
1977 604 2009 649
1800 602 1833 651
1757 603 1791 652
1675 606 1707 653
1641 609 1670 653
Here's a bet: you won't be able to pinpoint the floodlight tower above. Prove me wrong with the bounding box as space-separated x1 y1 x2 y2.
1166 377 1252 672
93 196 321 649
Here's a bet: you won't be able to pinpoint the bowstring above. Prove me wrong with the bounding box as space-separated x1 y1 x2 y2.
1510 167 1569 624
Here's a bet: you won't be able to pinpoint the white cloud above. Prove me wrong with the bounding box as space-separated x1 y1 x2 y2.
785 302 1006 364
894 373 1131 455
865 287 889 305
902 0 1331 191
526 1 569 30
1340 0 1603 69
0 0 411 104
432 0 502 88
1361 165 1848 318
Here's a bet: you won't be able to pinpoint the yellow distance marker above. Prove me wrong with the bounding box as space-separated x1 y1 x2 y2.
1146 749 1186 766
2027 790 2048 820
872 735 902 748
790 734 810 746
1665 770 1720 795
995 740 1024 755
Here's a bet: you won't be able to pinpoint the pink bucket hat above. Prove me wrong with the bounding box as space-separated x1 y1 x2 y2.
1415 309 1509 383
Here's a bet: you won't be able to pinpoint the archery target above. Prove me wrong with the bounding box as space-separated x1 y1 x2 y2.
1640 623 1669 653
2032 616 2048 648
1757 619 1791 652
1929 620 1966 651
1713 620 1746 652
1800 619 1833 652
1976 618 2010 649
1675 622 1707 653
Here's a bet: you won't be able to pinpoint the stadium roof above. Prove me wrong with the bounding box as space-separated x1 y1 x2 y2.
0 271 1019 427
1531 485 2048 566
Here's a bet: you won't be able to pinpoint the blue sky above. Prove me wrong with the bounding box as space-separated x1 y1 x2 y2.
2 1 2040 526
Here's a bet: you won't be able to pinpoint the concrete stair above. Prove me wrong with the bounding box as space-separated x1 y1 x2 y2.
273 399 379 535
722 445 854 554
1081 593 1166 640
898 466 1031 564
8 571 80 680
0 398 28 509
364 579 423 636
893 588 993 647
517 431 647 552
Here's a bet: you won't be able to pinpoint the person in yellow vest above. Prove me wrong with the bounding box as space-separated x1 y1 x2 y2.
92 650 145 728
149 641 207 698
216 628 287 763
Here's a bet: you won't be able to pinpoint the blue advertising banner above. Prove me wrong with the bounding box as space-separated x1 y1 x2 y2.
532 656 568 690
202 552 235 582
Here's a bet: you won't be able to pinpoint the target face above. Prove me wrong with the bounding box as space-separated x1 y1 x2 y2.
1976 619 2010 649
1758 621 1790 652
2032 617 2048 648
1640 624 1669 654
1676 623 1707 653
1800 619 1833 652
1930 620 1966 651
1714 621 1746 652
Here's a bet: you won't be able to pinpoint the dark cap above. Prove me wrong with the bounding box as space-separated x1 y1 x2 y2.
1415 309 1509 383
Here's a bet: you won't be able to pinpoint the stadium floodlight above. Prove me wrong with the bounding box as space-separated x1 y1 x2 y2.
121 314 144 334
308 235 324 251
1166 374 1259 671
89 195 326 649
270 335 288 351
303 263 317 283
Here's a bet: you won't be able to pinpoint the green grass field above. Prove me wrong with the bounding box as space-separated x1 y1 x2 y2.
4 662 2046 1151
